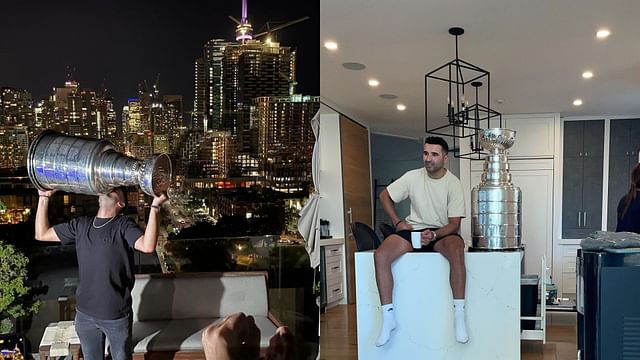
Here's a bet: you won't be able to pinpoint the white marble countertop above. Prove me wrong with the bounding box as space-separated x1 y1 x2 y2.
355 251 521 359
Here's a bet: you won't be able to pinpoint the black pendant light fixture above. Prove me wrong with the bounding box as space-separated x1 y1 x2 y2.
424 27 502 160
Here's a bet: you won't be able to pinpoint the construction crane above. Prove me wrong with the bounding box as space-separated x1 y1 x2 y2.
228 0 309 43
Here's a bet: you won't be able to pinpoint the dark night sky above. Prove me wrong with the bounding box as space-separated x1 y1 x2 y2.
0 0 319 118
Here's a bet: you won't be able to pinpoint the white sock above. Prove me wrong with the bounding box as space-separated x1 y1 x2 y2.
376 303 397 347
453 299 469 344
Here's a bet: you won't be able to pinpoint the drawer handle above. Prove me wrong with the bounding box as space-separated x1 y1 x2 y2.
333 289 341 293
332 266 339 270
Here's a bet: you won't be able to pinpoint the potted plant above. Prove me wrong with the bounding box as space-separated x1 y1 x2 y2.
0 241 40 334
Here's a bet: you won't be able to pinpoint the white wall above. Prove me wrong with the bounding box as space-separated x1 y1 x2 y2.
317 110 345 238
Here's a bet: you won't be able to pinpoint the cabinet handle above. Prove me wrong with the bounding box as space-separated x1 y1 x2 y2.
578 211 581 227
584 212 587 227
626 152 630 156
579 152 583 157
585 152 588 156
332 266 339 270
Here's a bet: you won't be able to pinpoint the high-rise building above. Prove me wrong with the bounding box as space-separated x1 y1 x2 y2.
177 129 204 177
0 125 29 169
188 130 233 179
35 97 59 132
78 89 99 137
204 39 228 132
162 95 183 153
129 130 153 159
192 58 206 131
222 40 295 155
194 37 296 175
66 91 82 136
253 95 319 193
54 80 78 110
96 97 117 139
126 98 142 134
1 87 35 127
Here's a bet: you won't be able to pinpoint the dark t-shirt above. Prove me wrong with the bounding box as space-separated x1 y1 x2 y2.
616 190 640 233
54 215 144 320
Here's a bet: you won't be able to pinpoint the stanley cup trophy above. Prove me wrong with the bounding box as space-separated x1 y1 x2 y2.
27 131 172 197
471 128 522 251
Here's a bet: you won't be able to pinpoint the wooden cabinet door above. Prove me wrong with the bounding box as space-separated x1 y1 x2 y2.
340 114 372 304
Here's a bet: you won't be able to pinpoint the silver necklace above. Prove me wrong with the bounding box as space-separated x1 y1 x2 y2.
92 215 119 229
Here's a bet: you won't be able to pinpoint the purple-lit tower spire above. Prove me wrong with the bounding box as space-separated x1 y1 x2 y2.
235 0 253 42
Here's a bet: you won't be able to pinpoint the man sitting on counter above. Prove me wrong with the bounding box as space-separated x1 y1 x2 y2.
374 136 468 346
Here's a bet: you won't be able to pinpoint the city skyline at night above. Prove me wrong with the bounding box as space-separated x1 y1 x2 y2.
1 0 319 119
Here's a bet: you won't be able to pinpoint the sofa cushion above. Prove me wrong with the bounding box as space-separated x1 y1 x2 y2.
132 273 269 321
132 316 278 353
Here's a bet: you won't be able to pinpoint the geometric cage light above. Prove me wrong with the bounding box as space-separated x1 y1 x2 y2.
424 27 502 160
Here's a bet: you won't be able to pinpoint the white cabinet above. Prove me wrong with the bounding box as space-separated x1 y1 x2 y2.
322 243 345 305
553 243 580 298
503 114 555 158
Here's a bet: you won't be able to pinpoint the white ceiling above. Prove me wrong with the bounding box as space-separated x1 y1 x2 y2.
320 0 640 137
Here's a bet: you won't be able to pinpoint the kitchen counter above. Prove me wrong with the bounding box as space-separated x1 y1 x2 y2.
355 251 520 359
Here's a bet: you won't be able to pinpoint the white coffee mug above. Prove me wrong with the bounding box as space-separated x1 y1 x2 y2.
411 231 422 249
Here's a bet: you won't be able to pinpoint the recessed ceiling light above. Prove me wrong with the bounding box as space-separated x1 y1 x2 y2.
496 98 505 104
342 62 366 71
379 94 398 100
324 41 338 50
582 71 594 79
573 98 583 106
368 79 380 87
596 29 610 39
396 104 406 111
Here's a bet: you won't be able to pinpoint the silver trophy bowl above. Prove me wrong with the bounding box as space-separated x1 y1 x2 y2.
27 131 172 196
471 128 522 251
479 128 516 152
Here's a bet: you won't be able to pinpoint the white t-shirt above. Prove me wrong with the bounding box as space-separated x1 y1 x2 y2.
387 168 466 229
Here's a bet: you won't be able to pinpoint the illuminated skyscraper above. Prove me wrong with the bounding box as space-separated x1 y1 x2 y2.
253 95 319 193
222 41 295 155
0 87 35 127
204 39 228 131
96 96 117 139
66 91 82 136
78 89 99 137
162 95 183 153
125 98 142 134
0 125 29 169
188 130 233 179
192 58 206 131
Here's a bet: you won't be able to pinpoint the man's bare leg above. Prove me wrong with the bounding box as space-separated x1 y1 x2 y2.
434 235 468 343
373 235 412 346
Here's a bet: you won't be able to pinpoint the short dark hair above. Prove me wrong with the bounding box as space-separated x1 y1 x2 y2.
424 136 449 154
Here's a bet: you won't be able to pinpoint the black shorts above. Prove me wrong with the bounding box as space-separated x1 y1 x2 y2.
395 228 443 252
